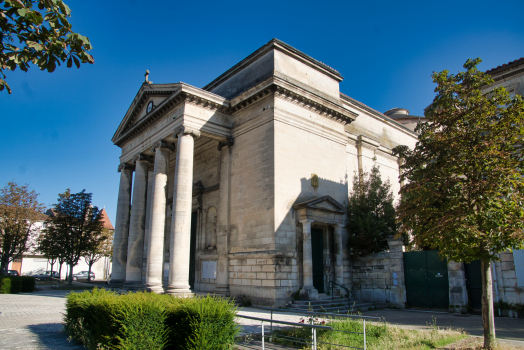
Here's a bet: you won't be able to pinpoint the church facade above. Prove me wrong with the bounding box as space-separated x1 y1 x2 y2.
110 39 417 306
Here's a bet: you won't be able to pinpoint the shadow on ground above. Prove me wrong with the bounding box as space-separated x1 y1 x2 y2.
27 323 85 349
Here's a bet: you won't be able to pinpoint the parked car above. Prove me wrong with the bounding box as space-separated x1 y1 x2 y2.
71 271 95 281
32 271 59 281
7 270 20 276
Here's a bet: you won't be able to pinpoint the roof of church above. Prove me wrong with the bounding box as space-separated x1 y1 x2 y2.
204 38 342 92
485 57 524 75
99 209 114 230
340 93 416 134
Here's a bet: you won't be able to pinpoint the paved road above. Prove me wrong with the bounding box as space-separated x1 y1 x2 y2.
0 289 83 349
2 289 524 349
359 308 524 344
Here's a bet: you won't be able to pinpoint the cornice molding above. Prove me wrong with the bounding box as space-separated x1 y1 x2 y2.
151 140 176 152
114 88 229 147
357 135 380 151
134 153 154 164
114 79 357 148
174 126 201 139
217 136 235 150
118 163 135 172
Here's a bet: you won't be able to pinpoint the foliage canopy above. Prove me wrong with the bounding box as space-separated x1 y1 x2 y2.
44 189 105 284
1 0 94 93
0 181 45 275
393 58 524 348
346 165 396 256
393 58 524 262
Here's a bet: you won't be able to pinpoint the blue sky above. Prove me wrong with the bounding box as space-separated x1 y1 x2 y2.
1 0 523 225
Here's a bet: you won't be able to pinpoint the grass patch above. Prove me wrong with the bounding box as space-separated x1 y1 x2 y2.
270 316 467 350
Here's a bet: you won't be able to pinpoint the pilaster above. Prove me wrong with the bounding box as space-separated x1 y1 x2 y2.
215 136 234 296
299 220 318 300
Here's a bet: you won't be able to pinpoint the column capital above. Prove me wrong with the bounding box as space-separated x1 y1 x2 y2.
298 219 312 224
173 126 201 139
334 223 345 229
133 153 154 164
151 140 176 152
217 136 234 151
118 163 135 172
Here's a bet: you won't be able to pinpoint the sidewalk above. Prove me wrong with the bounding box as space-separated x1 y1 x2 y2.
2 289 524 349
236 307 524 347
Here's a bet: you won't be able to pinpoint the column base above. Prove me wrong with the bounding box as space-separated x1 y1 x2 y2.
144 283 164 294
214 284 230 297
300 286 318 301
109 279 125 288
165 285 193 297
122 281 144 291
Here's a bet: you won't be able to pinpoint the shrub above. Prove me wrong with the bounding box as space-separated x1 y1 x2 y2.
20 276 36 292
0 276 12 294
65 288 238 350
0 276 35 294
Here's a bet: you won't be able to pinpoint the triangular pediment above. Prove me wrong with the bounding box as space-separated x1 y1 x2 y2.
293 195 346 214
111 83 180 144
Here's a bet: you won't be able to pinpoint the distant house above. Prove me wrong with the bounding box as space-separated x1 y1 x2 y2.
9 208 115 280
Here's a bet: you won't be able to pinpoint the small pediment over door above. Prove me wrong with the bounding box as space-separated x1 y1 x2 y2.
293 195 346 225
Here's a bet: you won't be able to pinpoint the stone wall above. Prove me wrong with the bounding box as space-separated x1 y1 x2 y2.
495 251 524 305
349 236 406 307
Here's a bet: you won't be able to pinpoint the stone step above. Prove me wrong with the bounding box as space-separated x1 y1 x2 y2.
292 298 359 305
290 302 375 311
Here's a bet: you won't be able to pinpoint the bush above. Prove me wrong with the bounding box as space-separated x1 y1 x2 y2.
0 276 34 293
20 276 36 292
0 276 12 294
65 288 238 350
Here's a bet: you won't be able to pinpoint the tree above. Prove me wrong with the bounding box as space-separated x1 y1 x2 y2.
0 181 45 275
346 165 397 256
44 189 105 285
1 0 94 94
83 227 111 282
393 58 524 349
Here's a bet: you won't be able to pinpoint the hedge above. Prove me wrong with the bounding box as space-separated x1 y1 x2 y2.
0 276 36 294
65 288 239 350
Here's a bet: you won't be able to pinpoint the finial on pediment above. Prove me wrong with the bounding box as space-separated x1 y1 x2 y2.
144 70 153 84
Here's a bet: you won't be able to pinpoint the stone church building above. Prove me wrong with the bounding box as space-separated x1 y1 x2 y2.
109 39 418 306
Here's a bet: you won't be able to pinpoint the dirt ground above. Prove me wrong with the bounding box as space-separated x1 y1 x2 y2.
438 337 524 349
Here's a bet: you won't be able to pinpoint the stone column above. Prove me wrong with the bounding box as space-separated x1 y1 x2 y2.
123 154 152 289
144 141 174 293
299 220 318 300
166 126 200 295
387 235 406 307
447 261 468 312
215 137 234 296
334 224 344 288
110 163 134 286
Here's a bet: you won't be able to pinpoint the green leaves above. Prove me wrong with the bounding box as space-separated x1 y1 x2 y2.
1 0 94 94
347 166 396 256
397 58 524 262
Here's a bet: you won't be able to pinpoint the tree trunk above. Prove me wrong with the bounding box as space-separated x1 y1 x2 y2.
68 264 74 285
481 260 496 349
87 263 93 282
58 262 63 281
0 255 9 275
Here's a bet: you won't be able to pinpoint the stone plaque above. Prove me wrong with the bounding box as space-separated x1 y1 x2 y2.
202 261 217 279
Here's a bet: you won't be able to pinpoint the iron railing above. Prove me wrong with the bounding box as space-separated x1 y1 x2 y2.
242 307 381 350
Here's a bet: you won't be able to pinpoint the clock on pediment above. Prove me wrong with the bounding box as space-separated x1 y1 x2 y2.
146 101 154 113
